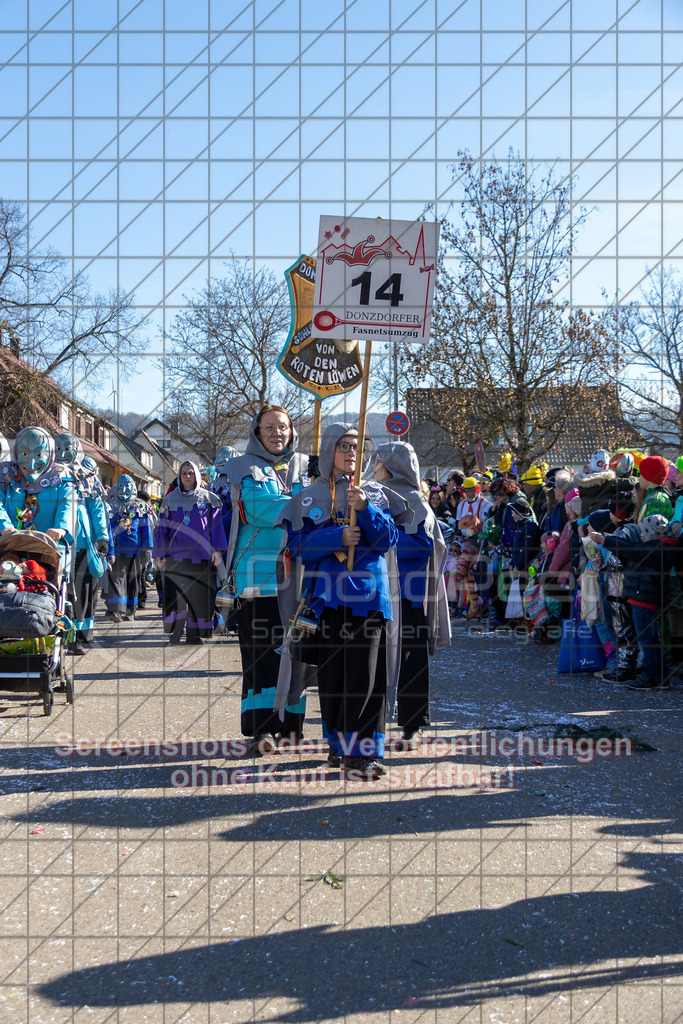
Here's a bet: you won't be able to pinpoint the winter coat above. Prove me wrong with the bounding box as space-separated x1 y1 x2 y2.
574 467 621 519
601 531 683 608
511 519 541 572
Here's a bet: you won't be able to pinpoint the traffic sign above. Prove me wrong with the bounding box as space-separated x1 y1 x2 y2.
474 439 487 472
312 216 440 345
386 411 410 436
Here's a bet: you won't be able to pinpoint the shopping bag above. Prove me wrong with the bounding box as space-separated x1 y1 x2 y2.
523 582 548 627
85 535 107 579
580 569 603 626
557 593 606 673
505 577 523 618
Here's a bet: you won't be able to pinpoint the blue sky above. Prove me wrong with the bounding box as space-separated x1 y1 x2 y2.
1 0 682 423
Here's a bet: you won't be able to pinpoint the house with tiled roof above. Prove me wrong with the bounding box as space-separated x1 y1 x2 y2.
406 385 645 475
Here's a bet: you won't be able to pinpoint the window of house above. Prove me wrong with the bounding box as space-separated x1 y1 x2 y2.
101 429 110 450
75 415 82 436
60 403 70 428
84 419 93 441
141 451 153 468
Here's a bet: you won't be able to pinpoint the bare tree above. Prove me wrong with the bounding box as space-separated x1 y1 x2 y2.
163 260 300 455
615 266 683 449
0 200 148 425
398 152 618 470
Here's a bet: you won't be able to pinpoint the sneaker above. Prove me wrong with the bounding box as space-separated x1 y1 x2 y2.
185 637 206 645
168 632 183 645
342 756 386 778
67 641 87 656
595 666 636 683
327 751 341 767
625 677 670 691
106 612 122 623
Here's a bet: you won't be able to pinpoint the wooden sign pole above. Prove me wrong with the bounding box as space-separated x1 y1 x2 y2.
347 339 373 570
310 398 322 479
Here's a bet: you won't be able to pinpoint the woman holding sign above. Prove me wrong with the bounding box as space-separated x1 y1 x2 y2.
276 423 399 779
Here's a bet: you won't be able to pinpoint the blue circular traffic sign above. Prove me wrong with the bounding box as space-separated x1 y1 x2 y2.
386 411 410 436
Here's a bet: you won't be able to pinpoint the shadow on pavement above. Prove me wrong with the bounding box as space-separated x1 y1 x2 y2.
36 849 683 1017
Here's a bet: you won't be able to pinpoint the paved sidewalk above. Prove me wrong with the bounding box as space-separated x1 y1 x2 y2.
0 606 681 1023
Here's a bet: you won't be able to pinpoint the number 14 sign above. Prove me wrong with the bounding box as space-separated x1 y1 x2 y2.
312 216 440 345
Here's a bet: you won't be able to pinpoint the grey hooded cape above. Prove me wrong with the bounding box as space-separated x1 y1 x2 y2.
162 461 222 514
222 414 308 582
375 441 451 655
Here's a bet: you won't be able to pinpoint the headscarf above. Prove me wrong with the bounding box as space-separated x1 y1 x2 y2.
226 411 306 489
109 473 146 517
162 460 221 513
374 440 451 654
274 422 405 532
13 427 62 494
223 409 309 577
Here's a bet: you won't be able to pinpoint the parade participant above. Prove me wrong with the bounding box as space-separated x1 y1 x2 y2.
0 428 76 553
106 474 153 622
211 446 240 501
54 432 109 654
153 462 226 644
223 405 308 753
275 423 398 778
373 441 451 742
135 490 156 610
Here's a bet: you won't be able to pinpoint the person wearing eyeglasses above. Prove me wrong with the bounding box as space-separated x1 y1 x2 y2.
221 405 309 756
274 422 399 779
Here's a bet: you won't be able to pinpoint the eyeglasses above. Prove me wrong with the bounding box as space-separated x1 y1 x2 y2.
336 441 368 454
260 425 289 434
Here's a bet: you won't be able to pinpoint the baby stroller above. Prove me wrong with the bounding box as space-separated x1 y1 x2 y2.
0 530 74 716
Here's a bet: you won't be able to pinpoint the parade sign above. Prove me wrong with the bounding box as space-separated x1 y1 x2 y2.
312 216 439 344
386 411 410 436
277 254 364 399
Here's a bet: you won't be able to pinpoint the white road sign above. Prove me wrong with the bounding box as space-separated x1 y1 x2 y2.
312 216 440 345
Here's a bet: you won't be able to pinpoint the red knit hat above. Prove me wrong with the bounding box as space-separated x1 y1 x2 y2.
639 455 670 486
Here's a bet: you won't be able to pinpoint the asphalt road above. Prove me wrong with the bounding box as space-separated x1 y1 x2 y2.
0 605 681 1024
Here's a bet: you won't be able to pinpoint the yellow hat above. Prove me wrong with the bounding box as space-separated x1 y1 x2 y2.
462 476 479 489
521 465 543 485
